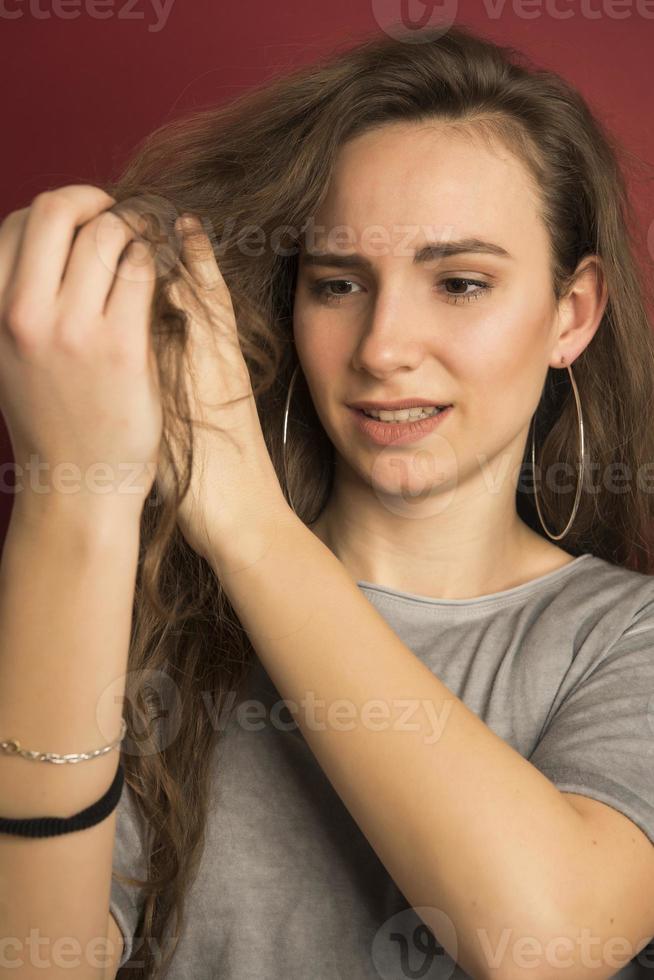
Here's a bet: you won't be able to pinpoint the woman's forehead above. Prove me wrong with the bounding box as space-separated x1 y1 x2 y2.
307 129 545 257
301 141 547 260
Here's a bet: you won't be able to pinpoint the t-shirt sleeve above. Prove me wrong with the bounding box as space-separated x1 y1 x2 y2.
528 603 654 847
110 777 148 969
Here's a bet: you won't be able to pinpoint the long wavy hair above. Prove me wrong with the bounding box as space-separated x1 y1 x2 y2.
103 21 654 979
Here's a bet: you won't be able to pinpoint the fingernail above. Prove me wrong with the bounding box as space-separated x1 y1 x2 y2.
176 214 201 234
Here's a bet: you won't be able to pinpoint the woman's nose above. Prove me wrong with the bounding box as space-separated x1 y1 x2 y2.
350 288 436 376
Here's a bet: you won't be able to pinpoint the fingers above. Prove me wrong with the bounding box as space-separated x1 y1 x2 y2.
175 216 233 309
104 238 158 354
57 208 139 324
2 185 116 313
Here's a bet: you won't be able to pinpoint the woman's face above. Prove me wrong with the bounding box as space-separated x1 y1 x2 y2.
292 120 565 509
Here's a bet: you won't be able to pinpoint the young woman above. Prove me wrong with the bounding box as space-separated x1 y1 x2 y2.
1 21 653 980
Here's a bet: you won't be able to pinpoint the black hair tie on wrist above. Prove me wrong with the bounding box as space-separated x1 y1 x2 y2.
0 760 124 838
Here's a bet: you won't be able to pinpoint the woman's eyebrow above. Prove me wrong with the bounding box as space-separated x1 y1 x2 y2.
298 238 514 269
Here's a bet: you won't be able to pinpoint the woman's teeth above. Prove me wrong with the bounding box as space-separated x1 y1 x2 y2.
362 406 444 422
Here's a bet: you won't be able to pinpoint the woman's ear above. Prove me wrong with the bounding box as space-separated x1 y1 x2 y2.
551 255 608 367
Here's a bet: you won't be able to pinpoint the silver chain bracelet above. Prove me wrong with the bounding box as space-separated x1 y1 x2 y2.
0 718 128 764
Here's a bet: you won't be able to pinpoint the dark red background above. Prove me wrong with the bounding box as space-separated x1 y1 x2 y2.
1 0 653 545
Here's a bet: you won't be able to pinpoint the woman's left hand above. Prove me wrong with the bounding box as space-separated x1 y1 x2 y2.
155 214 290 567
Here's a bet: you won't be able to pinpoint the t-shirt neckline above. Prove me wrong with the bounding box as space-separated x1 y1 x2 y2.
356 552 595 607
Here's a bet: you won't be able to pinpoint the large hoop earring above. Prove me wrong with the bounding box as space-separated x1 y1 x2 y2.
282 363 301 514
530 359 585 541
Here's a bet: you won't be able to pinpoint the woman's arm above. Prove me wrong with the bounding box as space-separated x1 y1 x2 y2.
209 506 613 980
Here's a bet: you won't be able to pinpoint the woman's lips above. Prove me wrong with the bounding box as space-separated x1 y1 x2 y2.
348 406 453 446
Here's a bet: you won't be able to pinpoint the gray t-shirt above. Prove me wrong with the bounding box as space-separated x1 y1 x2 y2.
110 552 654 978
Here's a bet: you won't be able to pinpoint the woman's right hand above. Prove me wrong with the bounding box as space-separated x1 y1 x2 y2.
0 184 164 521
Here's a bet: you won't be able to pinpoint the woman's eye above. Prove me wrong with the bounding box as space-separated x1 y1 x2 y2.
308 279 362 304
307 276 492 306
440 277 492 305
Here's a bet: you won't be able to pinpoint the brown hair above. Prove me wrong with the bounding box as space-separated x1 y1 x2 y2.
103 21 654 978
